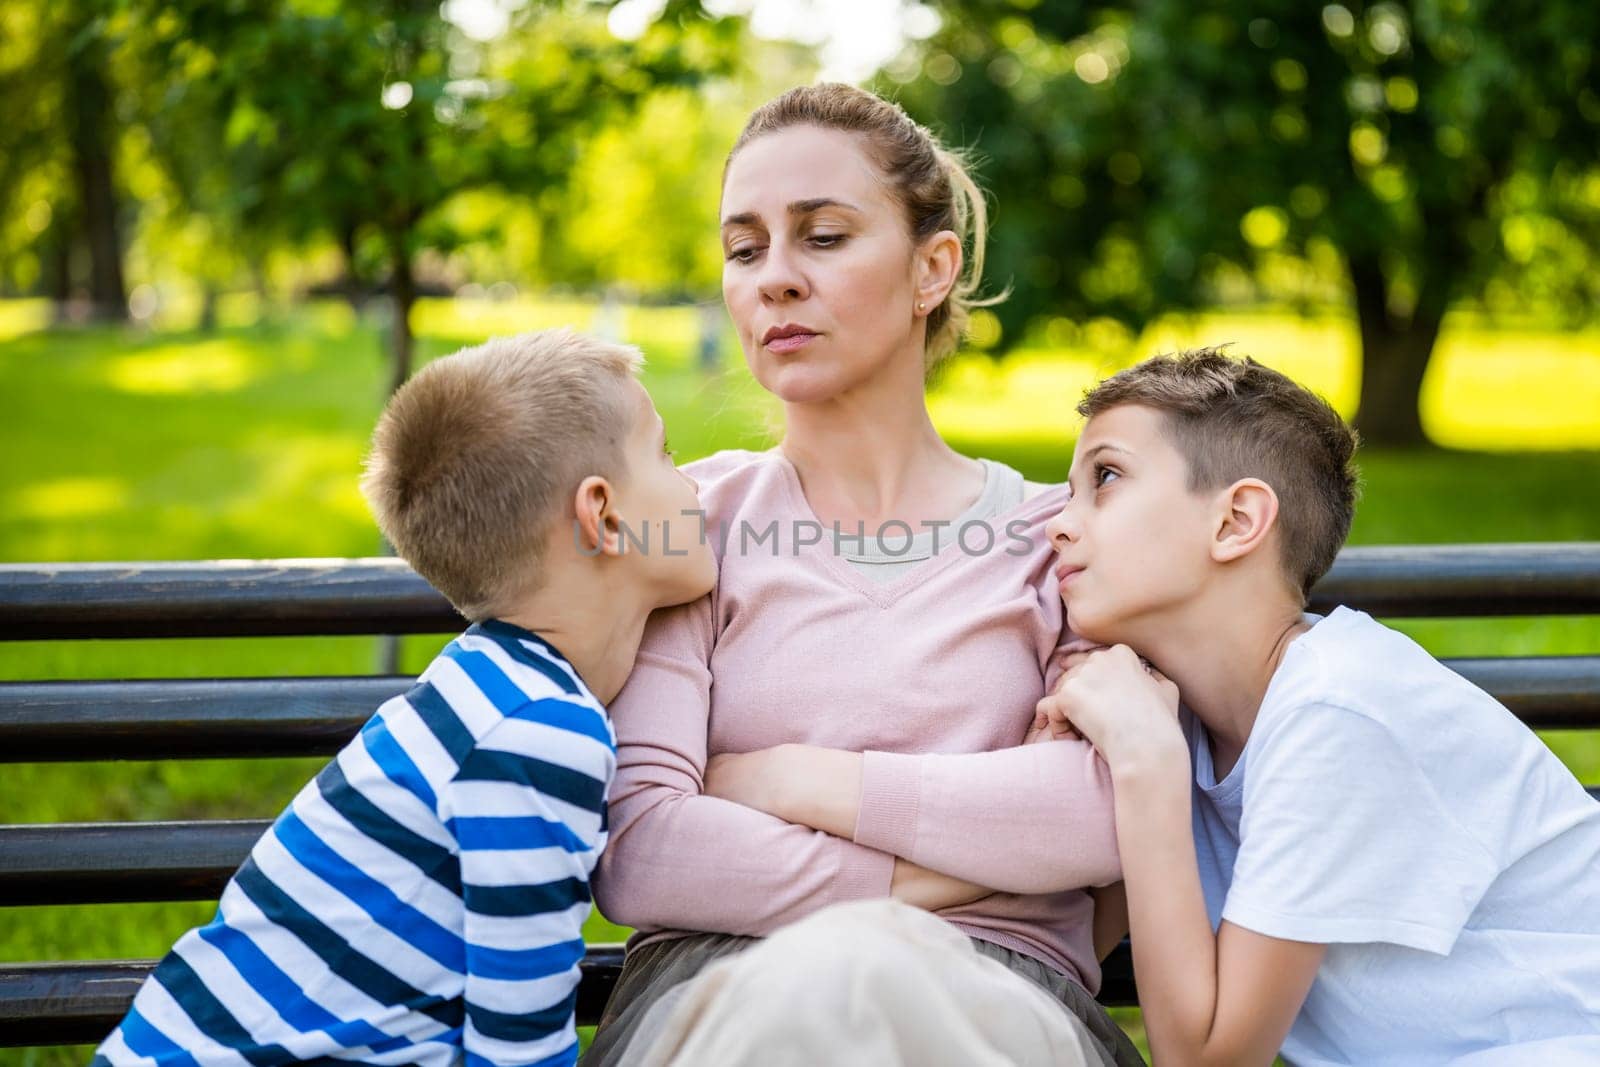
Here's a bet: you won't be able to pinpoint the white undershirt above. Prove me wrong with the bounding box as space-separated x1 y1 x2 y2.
841 459 1027 584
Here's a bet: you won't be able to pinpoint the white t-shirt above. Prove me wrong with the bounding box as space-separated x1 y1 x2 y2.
1189 607 1600 1066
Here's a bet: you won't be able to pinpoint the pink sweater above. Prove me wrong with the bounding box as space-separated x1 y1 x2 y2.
592 449 1121 988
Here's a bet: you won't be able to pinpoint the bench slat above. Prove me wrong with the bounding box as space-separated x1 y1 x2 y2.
1450 657 1600 728
4 656 1597 765
3 544 1598 640
0 821 270 906
1308 542 1600 617
0 676 409 762
7 788 1600 908
0 946 628 1048
0 559 459 639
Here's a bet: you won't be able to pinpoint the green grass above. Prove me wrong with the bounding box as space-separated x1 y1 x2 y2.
0 297 1596 1064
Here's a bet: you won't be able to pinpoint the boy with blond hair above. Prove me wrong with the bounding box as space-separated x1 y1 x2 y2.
1036 349 1600 1065
95 329 715 1067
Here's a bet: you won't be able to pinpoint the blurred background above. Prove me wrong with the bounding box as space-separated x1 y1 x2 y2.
2 0 1597 1061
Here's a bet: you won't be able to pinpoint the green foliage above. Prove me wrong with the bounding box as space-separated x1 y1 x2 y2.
133 0 742 252
553 89 744 295
893 1 1600 443
899 1 1600 333
0 0 68 292
0 0 134 312
0 0 753 381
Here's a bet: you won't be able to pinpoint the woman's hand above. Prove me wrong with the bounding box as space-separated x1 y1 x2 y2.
703 746 792 817
890 858 994 911
704 744 864 838
705 750 997 911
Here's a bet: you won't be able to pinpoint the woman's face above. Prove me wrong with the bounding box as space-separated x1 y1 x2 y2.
720 125 925 405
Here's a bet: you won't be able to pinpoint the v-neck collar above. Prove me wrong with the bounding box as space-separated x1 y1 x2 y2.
763 448 1066 609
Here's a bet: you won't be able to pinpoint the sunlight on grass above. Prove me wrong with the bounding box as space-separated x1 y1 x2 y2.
12 476 130 520
1139 311 1362 414
413 295 619 344
298 299 360 337
1423 329 1600 450
929 352 1104 447
929 311 1369 450
103 340 265 395
230 433 372 528
622 303 712 368
413 296 718 371
1135 310 1600 451
0 298 51 340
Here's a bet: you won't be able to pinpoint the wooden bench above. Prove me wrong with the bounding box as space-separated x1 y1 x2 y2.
3 545 1598 1050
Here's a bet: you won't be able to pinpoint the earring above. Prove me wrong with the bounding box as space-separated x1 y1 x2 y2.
917 301 926 312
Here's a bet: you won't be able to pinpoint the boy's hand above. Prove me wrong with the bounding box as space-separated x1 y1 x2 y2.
1035 645 1182 769
1022 717 1056 744
1051 647 1101 677
1027 648 1099 742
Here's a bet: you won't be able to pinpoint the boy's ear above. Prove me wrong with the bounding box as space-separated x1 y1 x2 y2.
573 475 623 558
1211 478 1279 564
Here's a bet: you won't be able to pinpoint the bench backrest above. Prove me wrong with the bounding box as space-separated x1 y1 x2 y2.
3 545 1598 1048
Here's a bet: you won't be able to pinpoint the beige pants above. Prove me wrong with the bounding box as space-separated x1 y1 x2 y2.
617 900 1105 1067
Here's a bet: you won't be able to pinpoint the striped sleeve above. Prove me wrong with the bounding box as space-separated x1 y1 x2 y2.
445 695 615 1067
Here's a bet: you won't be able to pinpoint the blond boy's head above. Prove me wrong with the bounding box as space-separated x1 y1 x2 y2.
361 329 643 620
1078 348 1359 600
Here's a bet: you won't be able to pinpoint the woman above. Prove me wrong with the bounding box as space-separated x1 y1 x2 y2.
583 83 1141 1066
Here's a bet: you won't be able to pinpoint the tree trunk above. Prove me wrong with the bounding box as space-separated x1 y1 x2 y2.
64 26 127 324
1350 255 1445 448
199 285 219 333
43 216 74 322
386 233 416 397
341 222 367 312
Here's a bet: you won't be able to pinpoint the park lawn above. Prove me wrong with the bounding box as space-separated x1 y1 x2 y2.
1 298 1596 1065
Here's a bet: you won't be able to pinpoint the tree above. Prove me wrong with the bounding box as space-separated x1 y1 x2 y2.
896 1 1600 445
555 89 748 296
0 0 131 321
141 0 740 394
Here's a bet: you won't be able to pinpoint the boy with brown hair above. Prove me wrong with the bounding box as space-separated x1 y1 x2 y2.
94 329 715 1067
1036 349 1600 1065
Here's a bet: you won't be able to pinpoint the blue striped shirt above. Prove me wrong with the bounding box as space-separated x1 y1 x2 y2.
93 620 615 1067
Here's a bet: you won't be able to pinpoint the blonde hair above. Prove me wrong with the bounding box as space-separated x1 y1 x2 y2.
728 83 997 368
1079 348 1360 601
361 329 644 620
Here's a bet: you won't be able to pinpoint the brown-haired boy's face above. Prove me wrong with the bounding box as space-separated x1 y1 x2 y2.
1044 404 1215 645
